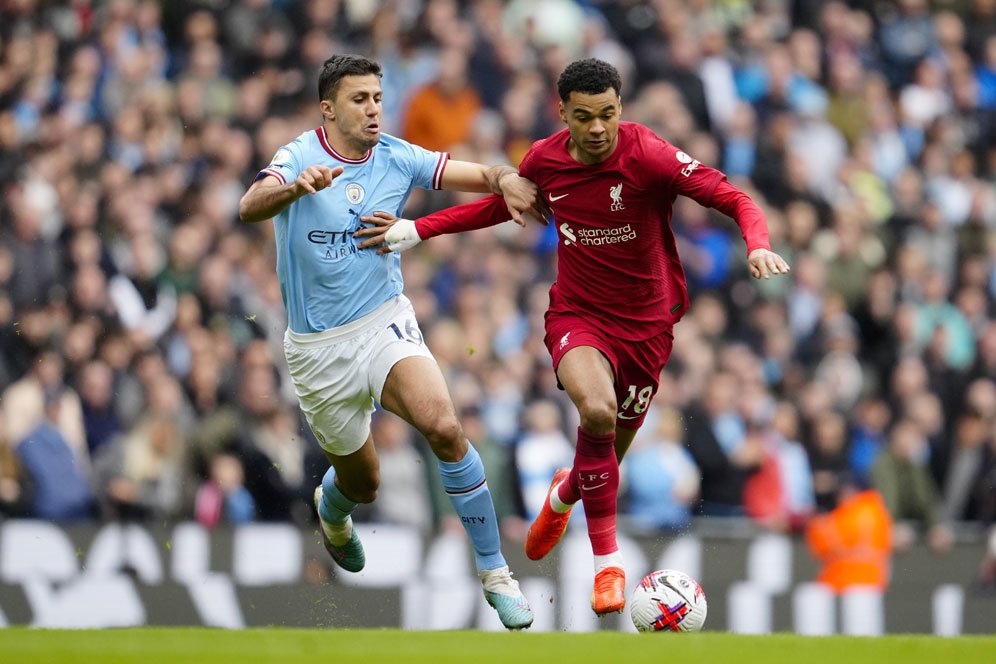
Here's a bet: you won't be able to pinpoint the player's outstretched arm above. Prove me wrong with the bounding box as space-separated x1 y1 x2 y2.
355 194 515 254
239 165 344 223
439 160 547 226
702 179 791 280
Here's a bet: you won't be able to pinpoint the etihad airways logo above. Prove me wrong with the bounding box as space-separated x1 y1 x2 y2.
559 222 636 247
308 229 359 260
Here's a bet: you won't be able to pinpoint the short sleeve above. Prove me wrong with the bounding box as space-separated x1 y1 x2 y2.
255 139 304 185
647 132 726 206
397 139 449 190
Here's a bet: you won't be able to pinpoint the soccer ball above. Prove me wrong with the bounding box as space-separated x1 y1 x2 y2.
630 569 707 632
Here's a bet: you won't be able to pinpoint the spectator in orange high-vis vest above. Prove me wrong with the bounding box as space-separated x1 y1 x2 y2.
805 478 892 593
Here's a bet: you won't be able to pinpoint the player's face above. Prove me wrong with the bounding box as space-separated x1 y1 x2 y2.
560 89 621 164
322 74 383 155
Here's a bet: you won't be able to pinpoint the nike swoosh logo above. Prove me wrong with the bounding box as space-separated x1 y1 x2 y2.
581 482 608 491
617 413 641 420
549 193 569 202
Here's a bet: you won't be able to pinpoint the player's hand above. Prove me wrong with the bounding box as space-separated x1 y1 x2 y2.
498 173 549 226
747 248 791 280
293 165 343 197
356 211 422 254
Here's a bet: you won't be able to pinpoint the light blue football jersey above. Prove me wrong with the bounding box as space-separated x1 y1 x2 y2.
256 127 448 333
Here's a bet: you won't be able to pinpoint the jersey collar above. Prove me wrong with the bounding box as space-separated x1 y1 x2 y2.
316 127 372 164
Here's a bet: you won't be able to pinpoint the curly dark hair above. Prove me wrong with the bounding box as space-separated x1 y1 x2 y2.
556 58 622 102
318 54 382 101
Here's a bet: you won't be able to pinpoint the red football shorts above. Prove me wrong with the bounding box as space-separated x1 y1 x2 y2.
543 310 674 430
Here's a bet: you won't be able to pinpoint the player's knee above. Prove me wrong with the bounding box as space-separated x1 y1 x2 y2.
422 414 464 458
577 398 616 434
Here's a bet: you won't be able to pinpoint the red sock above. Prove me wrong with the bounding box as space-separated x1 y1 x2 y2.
557 465 582 504
572 427 619 555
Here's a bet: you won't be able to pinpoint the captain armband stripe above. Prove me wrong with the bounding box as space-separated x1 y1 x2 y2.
432 153 450 190
256 168 287 184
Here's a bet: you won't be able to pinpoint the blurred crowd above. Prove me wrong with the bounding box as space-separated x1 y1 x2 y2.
0 0 995 570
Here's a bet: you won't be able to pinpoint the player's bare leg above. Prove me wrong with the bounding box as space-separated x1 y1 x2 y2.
382 356 533 630
314 439 378 573
554 346 626 615
613 427 638 463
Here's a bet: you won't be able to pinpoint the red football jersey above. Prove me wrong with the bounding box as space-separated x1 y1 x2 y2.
518 122 725 341
417 121 770 342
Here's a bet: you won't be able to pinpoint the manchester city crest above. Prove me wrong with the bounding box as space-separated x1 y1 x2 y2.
345 183 365 204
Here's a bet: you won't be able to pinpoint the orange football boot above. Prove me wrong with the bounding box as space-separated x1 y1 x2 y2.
524 467 573 561
591 566 626 615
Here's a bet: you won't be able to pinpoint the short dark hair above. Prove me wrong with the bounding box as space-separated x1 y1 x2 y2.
556 58 622 102
318 54 382 101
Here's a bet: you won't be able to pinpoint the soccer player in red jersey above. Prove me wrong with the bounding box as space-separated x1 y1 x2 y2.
357 59 791 616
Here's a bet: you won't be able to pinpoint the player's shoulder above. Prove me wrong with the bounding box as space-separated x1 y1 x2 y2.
374 132 436 160
618 122 681 177
375 132 407 149
619 122 672 151
379 132 433 152
274 127 323 161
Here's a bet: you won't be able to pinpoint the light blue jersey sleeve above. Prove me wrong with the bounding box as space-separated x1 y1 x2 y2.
256 139 306 185
391 139 448 191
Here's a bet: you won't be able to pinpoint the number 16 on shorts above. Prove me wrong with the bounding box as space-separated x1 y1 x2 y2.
388 318 424 345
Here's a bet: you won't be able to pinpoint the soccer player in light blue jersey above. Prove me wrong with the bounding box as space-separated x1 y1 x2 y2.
238 54 540 630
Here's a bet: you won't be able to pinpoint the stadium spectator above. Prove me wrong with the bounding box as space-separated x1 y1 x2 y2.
93 411 187 522
15 388 94 522
77 358 124 456
685 371 762 517
848 398 892 487
367 410 433 533
743 401 815 532
402 45 483 153
871 419 953 552
195 451 256 528
1 349 88 465
514 400 574 523
942 401 994 522
621 405 700 533
805 477 893 593
807 408 851 512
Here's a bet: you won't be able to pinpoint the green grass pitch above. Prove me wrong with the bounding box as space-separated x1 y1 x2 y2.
1 628 995 664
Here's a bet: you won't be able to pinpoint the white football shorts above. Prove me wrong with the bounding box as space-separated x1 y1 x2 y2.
283 294 434 456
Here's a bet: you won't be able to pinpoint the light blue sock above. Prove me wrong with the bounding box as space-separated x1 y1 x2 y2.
438 443 506 572
319 466 357 524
